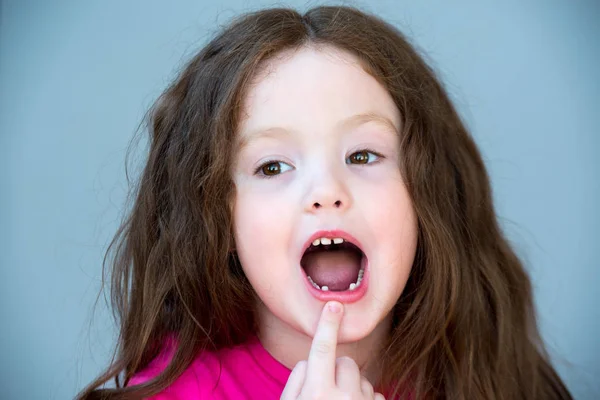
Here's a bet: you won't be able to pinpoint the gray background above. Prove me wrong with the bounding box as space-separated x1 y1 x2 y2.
1 0 598 399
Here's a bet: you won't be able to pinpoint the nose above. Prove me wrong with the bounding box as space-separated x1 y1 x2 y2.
303 169 352 214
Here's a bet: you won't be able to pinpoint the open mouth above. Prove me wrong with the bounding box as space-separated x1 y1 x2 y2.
300 237 366 292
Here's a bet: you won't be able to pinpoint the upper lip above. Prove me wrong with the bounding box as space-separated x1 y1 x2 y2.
299 229 366 260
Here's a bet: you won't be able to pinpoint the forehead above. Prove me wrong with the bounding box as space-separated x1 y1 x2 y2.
237 45 401 143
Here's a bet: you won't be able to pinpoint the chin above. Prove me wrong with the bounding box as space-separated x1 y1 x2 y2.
338 325 373 344
342 310 387 343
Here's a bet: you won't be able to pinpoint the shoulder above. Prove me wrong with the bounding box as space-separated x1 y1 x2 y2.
127 338 223 399
127 336 281 399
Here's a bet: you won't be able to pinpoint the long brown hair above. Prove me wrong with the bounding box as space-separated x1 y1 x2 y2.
77 5 572 399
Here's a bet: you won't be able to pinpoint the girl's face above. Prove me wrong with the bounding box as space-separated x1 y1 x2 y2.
233 45 418 343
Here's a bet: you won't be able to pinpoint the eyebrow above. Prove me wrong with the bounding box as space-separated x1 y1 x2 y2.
236 112 400 150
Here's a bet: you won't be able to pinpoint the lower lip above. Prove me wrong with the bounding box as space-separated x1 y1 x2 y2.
301 256 369 304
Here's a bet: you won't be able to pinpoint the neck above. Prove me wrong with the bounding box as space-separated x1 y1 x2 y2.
256 301 392 386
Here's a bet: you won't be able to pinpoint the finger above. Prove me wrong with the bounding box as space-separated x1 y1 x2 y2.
360 376 374 397
374 393 386 400
280 360 307 399
305 301 344 387
335 357 361 391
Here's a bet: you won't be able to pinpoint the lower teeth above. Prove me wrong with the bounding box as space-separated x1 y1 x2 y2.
307 268 364 291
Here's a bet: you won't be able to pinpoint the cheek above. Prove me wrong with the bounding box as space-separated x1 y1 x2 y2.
359 173 416 230
379 181 417 252
234 190 291 237
233 189 295 282
361 177 418 285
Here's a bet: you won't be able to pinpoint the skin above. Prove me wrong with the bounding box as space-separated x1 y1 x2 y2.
281 302 386 399
232 45 418 386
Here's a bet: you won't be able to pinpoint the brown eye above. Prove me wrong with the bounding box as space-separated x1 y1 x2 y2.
347 150 381 165
255 160 293 177
262 162 281 176
349 151 369 164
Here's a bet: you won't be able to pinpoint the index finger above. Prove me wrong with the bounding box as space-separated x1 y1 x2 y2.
305 301 344 387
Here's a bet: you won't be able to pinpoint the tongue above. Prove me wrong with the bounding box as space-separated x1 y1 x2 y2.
302 249 361 291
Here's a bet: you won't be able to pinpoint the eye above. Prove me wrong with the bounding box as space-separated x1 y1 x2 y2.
346 149 383 165
254 160 293 178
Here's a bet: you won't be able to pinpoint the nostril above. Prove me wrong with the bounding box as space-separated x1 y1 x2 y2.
312 200 342 210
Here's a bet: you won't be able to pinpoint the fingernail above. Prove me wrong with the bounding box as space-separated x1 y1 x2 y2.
328 301 342 313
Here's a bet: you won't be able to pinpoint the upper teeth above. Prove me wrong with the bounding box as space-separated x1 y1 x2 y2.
312 237 344 246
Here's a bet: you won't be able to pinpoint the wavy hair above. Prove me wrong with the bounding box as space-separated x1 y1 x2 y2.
77 5 572 399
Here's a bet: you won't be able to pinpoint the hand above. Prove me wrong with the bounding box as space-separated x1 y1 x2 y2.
280 301 386 400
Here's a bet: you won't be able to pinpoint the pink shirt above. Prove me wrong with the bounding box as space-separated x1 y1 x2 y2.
128 336 292 399
129 336 401 399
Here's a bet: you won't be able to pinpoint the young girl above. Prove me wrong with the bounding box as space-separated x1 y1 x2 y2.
78 5 573 400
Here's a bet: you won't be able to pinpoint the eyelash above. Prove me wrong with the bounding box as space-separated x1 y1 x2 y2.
253 148 385 179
